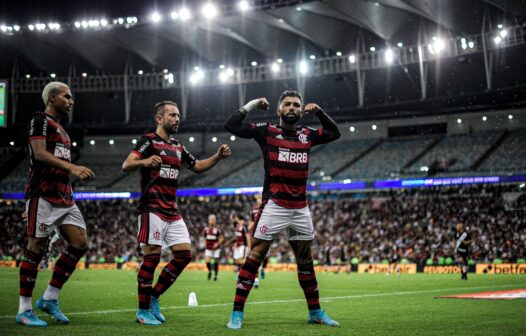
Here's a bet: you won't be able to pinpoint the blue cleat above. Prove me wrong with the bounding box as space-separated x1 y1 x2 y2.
308 309 340 327
150 296 165 323
226 311 244 330
36 297 69 324
16 309 48 327
136 309 161 326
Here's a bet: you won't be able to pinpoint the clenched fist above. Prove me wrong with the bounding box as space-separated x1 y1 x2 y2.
243 98 269 112
217 144 231 159
303 103 321 115
143 155 162 168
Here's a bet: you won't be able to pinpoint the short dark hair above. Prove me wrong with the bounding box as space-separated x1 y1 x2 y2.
154 101 178 116
278 90 302 105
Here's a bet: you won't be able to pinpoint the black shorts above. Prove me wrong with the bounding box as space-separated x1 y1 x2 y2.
457 251 469 262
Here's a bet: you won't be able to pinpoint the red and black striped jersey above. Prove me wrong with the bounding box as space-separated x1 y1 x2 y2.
204 227 222 250
234 223 248 247
131 132 196 221
225 109 339 208
25 112 74 206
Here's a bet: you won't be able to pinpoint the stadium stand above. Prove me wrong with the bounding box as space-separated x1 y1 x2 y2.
1 184 524 265
479 129 526 174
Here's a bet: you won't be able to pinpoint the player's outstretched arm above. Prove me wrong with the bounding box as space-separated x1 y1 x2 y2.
304 103 341 145
122 152 162 172
224 98 269 138
31 139 95 180
191 144 231 174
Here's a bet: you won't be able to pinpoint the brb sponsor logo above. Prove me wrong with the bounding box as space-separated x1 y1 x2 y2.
54 143 71 160
278 148 308 164
160 164 179 179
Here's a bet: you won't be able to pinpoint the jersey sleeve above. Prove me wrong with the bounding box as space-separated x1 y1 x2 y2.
131 136 152 159
28 114 47 141
224 109 266 142
181 145 197 169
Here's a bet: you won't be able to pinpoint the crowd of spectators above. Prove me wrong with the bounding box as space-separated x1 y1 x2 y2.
1 184 524 267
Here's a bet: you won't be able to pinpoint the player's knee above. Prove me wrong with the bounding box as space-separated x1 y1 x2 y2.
27 239 47 255
249 249 266 263
69 238 89 251
179 251 192 265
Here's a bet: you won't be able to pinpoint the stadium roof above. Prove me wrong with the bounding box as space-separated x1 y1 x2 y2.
1 0 526 130
1 0 525 75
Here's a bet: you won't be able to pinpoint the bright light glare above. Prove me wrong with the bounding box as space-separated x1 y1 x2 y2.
202 3 218 19
150 12 162 23
271 63 280 73
299 61 308 74
190 70 204 85
179 8 192 21
384 49 394 64
238 1 250 12
428 37 445 54
348 55 356 63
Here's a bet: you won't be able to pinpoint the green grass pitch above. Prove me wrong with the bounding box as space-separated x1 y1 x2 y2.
0 268 524 335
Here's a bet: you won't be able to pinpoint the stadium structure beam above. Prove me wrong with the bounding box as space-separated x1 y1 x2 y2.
10 57 19 124
123 62 131 124
11 24 526 96
417 20 428 101
355 32 366 108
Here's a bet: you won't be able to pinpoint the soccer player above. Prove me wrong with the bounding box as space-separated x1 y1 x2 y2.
122 101 231 325
454 223 472 280
233 214 251 273
204 214 224 281
224 91 341 329
17 82 95 327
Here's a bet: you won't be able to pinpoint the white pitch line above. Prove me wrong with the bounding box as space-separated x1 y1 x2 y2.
0 284 522 319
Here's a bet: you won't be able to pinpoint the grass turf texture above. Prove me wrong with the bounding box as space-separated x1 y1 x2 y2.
0 268 524 335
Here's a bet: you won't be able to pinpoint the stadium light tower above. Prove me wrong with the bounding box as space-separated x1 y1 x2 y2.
179 8 192 21
428 36 445 55
190 69 204 85
150 12 162 23
299 60 308 75
384 48 394 64
238 1 250 12
201 3 218 19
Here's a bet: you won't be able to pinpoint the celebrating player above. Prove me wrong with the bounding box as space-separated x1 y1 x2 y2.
122 101 230 325
224 91 341 329
17 82 95 327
